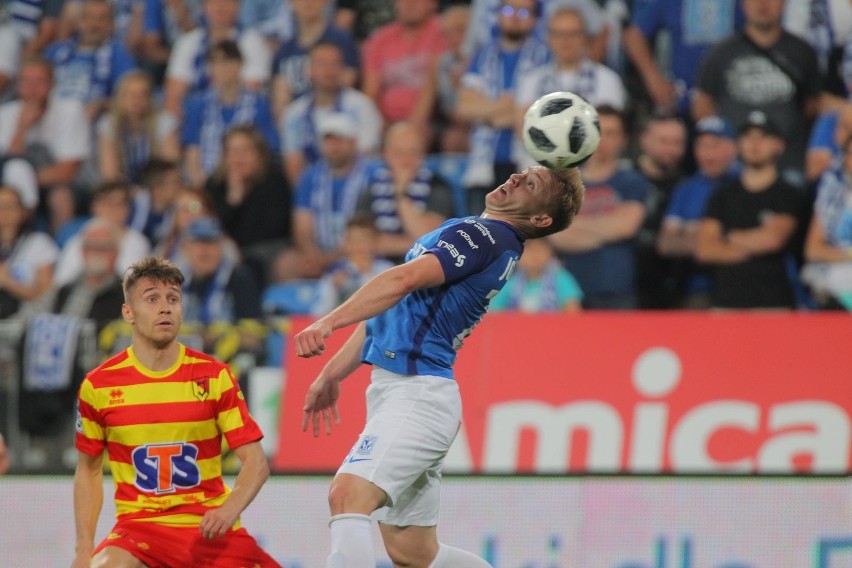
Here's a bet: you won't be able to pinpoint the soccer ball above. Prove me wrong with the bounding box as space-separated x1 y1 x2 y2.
522 91 601 170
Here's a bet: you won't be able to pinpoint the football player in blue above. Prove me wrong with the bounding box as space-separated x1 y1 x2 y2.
294 165 585 568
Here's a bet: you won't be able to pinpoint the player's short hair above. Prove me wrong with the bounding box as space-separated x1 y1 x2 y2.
533 167 585 239
123 257 185 302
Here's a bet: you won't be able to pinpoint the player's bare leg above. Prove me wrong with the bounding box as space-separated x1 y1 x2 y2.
379 523 439 567
379 523 493 568
327 473 387 568
90 546 148 568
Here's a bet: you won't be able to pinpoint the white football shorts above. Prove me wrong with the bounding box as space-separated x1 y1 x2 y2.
337 367 462 527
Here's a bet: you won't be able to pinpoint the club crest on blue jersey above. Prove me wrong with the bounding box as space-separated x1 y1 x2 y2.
133 442 201 494
357 435 378 456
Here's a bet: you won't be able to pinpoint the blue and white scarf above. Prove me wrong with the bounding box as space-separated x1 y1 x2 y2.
815 164 852 246
465 38 550 187
51 38 115 101
312 157 371 251
183 255 235 325
122 125 153 183
8 0 44 40
535 58 599 105
199 88 258 174
23 313 81 391
366 163 433 234
303 93 343 164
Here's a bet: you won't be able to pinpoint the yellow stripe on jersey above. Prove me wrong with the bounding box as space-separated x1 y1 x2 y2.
217 406 247 434
94 380 223 406
106 420 220 446
110 455 222 485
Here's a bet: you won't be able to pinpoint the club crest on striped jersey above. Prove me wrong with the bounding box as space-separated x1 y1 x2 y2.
192 378 209 402
133 442 201 494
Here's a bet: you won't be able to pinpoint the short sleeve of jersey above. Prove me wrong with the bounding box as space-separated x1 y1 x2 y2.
144 0 164 33
75 377 106 456
808 112 837 151
617 168 650 203
665 179 695 222
426 219 515 284
180 95 204 146
294 165 317 209
695 41 727 98
630 0 664 38
460 48 488 93
214 367 263 449
771 183 805 218
703 183 728 222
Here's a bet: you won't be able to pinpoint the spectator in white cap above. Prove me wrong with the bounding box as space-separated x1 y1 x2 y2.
657 115 739 308
289 111 375 277
280 41 382 186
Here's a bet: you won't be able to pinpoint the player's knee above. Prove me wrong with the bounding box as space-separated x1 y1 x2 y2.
328 473 386 515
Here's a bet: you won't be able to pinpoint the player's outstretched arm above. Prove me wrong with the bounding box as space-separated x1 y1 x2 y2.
200 441 269 539
302 322 367 437
294 254 445 358
71 451 104 568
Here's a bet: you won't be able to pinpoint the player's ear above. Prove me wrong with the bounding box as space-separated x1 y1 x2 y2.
530 213 553 229
121 303 133 324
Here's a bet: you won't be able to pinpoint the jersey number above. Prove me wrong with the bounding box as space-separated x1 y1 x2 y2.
132 443 201 494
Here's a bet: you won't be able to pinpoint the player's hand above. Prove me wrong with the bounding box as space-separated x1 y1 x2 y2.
199 504 239 539
302 377 341 436
294 319 333 357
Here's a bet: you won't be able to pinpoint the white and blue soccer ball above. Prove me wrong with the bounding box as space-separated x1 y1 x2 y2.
522 91 601 170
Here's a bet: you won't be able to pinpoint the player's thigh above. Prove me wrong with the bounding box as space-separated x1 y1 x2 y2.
328 471 389 515
192 527 281 568
90 546 149 568
379 522 439 568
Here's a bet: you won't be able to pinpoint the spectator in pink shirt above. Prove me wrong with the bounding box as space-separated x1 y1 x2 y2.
362 0 447 131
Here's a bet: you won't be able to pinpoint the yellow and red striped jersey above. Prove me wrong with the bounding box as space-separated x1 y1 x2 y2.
76 343 264 527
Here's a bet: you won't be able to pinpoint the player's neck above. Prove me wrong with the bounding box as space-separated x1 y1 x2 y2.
131 338 181 372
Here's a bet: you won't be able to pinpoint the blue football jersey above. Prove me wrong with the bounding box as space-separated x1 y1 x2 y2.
362 216 525 379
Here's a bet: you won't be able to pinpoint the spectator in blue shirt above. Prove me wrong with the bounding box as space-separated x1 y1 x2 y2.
44 0 137 122
657 115 739 308
270 0 359 121
181 39 278 187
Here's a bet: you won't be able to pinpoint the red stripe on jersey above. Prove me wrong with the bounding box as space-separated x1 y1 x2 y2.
102 399 217 427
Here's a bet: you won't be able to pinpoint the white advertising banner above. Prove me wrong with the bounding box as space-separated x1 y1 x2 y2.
0 477 849 567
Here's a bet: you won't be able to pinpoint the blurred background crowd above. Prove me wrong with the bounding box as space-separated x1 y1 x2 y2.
0 0 851 472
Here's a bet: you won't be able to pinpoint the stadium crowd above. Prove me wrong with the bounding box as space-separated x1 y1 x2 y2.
1 0 852 471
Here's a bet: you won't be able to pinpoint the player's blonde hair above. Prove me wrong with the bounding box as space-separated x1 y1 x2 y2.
122 257 185 302
531 167 585 239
